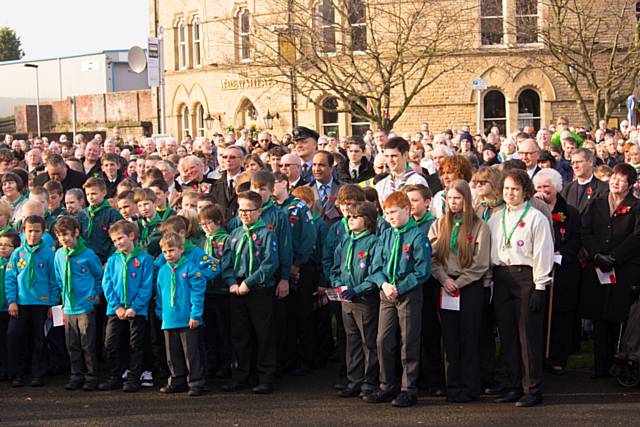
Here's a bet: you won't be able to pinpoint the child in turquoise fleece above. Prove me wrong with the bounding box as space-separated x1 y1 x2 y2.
82 177 123 263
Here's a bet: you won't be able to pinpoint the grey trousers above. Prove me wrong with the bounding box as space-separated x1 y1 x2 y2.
64 311 98 384
377 286 423 394
342 292 379 391
164 328 205 390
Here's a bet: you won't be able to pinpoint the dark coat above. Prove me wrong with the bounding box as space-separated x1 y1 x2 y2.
336 157 375 184
551 196 581 312
561 176 609 215
33 167 87 192
308 179 343 224
580 192 640 321
210 171 239 222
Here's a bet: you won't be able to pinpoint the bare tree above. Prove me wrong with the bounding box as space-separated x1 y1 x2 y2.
534 0 640 127
230 0 473 132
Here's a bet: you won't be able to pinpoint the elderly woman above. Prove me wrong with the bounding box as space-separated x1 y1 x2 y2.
532 169 581 376
580 163 640 378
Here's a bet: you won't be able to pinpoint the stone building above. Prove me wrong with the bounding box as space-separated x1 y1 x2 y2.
150 0 632 139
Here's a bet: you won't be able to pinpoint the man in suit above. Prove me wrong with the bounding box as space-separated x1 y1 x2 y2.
309 150 342 224
561 148 608 214
518 138 541 179
293 127 319 182
280 153 309 189
211 145 244 220
336 136 375 184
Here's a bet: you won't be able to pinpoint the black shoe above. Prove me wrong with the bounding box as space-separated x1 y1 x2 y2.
334 380 348 390
359 389 375 399
159 383 188 394
215 367 232 379
338 386 361 398
549 366 565 376
392 391 418 408
188 388 206 397
98 377 122 391
494 391 524 403
483 385 506 396
515 393 543 407
364 388 398 404
30 377 44 387
291 365 310 377
122 381 140 392
11 376 25 387
64 379 84 391
252 383 274 394
83 382 98 391
430 387 446 397
221 381 248 392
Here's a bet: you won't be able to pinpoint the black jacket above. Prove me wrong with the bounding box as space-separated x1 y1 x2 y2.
211 171 239 222
551 196 581 311
33 167 87 192
336 158 375 184
561 176 609 215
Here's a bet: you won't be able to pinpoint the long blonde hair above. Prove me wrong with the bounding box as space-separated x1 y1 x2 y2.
433 179 479 269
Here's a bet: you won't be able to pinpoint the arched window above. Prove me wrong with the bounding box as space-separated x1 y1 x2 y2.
518 89 541 132
483 90 507 135
180 105 191 138
195 104 205 137
192 16 202 67
350 97 370 136
516 0 539 44
238 9 251 61
348 0 367 52
480 0 504 46
321 97 339 136
177 18 187 69
317 0 336 54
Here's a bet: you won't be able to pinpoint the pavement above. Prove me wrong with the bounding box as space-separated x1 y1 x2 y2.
1 363 640 427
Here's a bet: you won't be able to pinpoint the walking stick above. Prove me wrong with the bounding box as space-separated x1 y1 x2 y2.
545 271 555 359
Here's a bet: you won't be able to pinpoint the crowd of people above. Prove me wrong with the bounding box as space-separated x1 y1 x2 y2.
0 115 638 408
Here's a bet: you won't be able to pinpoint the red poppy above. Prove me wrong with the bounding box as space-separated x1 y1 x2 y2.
519 221 526 228
402 245 411 253
610 274 617 284
559 227 566 237
133 259 140 268
615 205 631 216
586 187 593 196
327 195 335 202
267 224 275 231
467 234 474 243
552 212 566 223
357 251 367 259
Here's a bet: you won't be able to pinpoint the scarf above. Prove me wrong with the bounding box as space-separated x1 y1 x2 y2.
157 207 172 222
415 211 436 226
0 223 12 236
0 258 8 308
206 229 228 257
140 214 162 241
118 245 144 308
387 217 417 285
168 256 189 307
450 218 462 255
184 240 196 255
262 198 275 212
345 230 371 272
62 240 87 309
341 216 349 234
23 241 44 288
389 165 415 192
86 200 111 238
8 194 26 208
480 199 504 222
234 218 266 275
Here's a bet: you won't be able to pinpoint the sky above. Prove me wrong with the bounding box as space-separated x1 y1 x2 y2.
1 0 149 60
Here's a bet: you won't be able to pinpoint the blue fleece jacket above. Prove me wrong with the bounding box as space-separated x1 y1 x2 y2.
155 258 206 329
54 246 103 315
5 242 58 306
102 249 154 318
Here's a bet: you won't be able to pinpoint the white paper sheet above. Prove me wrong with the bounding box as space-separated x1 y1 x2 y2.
595 267 616 285
51 305 64 327
440 288 460 311
554 254 563 265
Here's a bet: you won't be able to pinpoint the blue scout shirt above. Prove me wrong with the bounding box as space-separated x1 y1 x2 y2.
102 247 154 318
54 244 104 315
5 241 58 306
155 257 206 330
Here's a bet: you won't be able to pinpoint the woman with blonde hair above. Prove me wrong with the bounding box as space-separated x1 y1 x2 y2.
472 166 503 222
428 179 491 403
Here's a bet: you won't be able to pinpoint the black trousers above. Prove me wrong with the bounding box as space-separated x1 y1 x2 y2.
548 310 576 368
419 279 445 389
104 315 146 380
201 294 231 374
493 266 545 395
230 287 276 384
593 320 621 377
291 264 315 368
342 292 379 391
65 311 98 384
164 327 205 390
7 305 49 378
440 282 483 401
0 312 8 376
142 300 169 380
479 286 498 387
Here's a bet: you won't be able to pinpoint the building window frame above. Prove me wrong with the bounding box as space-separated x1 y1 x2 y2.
177 17 188 69
192 16 202 67
517 88 541 132
238 8 251 62
515 0 540 45
317 0 337 55
480 0 505 47
195 104 205 137
348 0 367 53
180 105 191 138
483 90 507 135
320 96 340 137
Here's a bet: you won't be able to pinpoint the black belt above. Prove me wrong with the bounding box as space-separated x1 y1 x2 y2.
493 265 532 273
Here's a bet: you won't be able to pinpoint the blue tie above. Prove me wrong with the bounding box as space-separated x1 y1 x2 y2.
320 184 329 208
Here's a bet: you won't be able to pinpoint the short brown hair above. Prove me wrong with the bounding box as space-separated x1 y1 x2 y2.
23 215 45 230
403 184 432 201
109 219 138 239
336 184 365 205
159 231 184 250
102 153 121 166
237 191 263 209
84 177 107 192
159 215 188 234
199 203 225 226
44 180 64 196
351 201 377 234
29 186 49 200
134 188 157 204
501 169 535 200
53 215 81 235
383 191 411 210
250 170 275 191
2 172 23 192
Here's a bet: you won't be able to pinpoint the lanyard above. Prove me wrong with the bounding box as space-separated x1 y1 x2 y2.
501 201 530 248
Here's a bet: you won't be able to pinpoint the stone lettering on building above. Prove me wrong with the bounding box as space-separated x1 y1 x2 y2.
219 78 277 90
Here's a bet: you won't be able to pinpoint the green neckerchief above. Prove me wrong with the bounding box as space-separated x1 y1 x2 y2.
140 214 162 241
9 194 26 208
341 216 349 234
86 200 111 238
184 240 196 255
118 245 144 309
387 217 417 285
262 198 275 212
62 239 87 309
234 217 266 275
480 199 504 222
310 211 319 222
157 206 172 222
415 211 435 226
450 217 462 255
345 230 371 272
0 257 8 308
168 256 189 307
23 241 44 288
0 223 12 236
501 201 531 248
51 206 67 217
206 229 228 257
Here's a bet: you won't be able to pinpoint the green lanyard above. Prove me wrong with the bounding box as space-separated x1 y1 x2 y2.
501 201 530 249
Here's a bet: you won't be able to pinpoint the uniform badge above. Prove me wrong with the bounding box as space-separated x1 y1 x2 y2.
182 272 188 279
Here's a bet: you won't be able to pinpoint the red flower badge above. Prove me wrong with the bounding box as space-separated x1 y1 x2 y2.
402 245 411 253
133 259 140 268
357 251 367 259
586 187 593 198
614 205 631 217
552 212 566 223
559 227 566 238
327 195 335 202
267 224 275 231
519 221 526 228
467 234 474 243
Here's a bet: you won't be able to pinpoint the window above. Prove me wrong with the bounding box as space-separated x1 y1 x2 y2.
480 0 504 46
321 97 339 136
350 97 370 136
518 89 541 132
195 104 205 137
483 90 507 135
192 16 202 67
516 0 539 44
318 0 336 54
177 18 187 69
238 9 251 61
180 105 191 138
637 0 640 20
348 0 367 52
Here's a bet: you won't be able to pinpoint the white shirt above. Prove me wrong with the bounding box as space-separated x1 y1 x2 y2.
488 202 554 290
577 174 594 186
375 168 428 204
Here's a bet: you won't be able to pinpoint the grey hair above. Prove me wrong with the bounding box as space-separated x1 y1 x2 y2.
533 167 563 193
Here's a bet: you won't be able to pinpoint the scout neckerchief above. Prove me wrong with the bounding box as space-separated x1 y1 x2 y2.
51 207 67 217
118 245 144 308
389 165 415 192
8 194 26 208
86 200 111 238
387 217 417 285
0 223 12 236
62 239 87 309
206 229 228 257
0 257 8 308
168 256 189 307
415 211 435 227
23 241 44 288
157 207 171 222
184 240 196 255
501 201 530 248
262 198 275 212
450 217 462 255
345 230 371 272
341 216 349 234
140 214 162 241
481 199 504 222
234 217 266 275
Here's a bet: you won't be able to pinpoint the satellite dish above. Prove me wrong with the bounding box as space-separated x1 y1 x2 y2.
128 46 147 73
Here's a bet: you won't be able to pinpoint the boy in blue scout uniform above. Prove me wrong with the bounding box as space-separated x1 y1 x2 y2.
5 216 57 387
0 232 20 381
155 232 207 396
82 177 123 263
53 216 104 391
365 191 432 408
221 191 280 395
134 188 163 258
99 220 154 392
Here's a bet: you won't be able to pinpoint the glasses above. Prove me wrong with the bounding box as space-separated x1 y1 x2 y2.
238 208 259 215
347 215 363 219
519 151 537 156
473 180 489 186
259 139 270 143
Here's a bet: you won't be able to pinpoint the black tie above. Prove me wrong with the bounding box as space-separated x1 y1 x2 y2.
577 183 587 206
228 178 235 194
302 163 309 176
351 169 358 180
